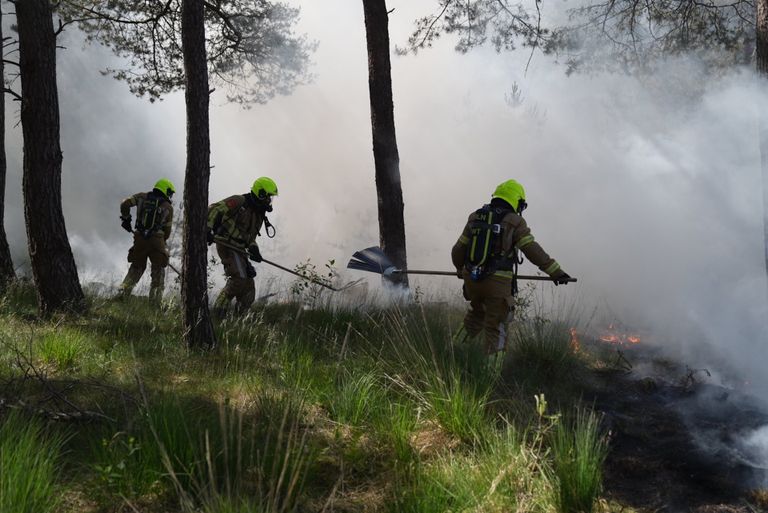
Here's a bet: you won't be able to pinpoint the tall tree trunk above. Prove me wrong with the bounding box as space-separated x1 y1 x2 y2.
17 0 85 314
0 4 15 288
181 0 216 349
362 0 408 287
758 0 768 279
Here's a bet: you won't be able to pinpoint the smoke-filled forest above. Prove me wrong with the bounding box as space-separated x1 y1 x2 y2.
1 0 768 511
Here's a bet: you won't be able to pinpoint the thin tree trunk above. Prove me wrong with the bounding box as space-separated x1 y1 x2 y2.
17 0 85 314
181 0 216 349
362 0 408 288
758 0 768 279
0 4 15 288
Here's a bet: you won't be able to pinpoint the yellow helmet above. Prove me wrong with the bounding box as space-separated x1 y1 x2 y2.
492 179 526 212
154 178 176 199
251 177 278 200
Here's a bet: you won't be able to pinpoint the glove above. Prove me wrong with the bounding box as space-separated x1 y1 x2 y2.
246 262 257 278
206 229 215 246
247 244 262 263
553 271 572 286
120 216 132 233
456 268 464 280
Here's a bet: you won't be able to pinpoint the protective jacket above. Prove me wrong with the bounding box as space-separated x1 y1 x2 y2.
207 194 265 250
451 209 562 283
121 191 173 240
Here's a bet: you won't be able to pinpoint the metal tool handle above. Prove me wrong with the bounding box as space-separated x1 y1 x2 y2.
393 269 577 282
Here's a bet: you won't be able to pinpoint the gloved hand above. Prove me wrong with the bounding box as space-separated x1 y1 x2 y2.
247 244 262 263
120 216 132 233
456 268 464 279
246 262 257 278
206 229 215 246
553 271 572 286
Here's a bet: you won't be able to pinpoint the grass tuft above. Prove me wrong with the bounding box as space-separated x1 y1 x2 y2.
0 411 65 513
549 408 608 513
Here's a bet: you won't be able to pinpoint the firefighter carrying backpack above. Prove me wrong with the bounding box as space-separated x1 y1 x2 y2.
465 204 520 285
136 192 165 239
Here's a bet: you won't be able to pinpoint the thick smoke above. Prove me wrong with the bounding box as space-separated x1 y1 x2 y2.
3 2 767 392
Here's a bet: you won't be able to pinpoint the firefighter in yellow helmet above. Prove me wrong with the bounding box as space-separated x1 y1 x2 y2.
451 180 572 354
207 177 278 316
117 179 176 302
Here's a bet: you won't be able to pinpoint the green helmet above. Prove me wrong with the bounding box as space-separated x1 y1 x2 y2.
492 179 526 212
154 178 176 199
251 177 278 200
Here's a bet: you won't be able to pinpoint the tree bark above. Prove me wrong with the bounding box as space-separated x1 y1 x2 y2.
17 0 85 314
0 4 15 288
362 0 409 288
758 0 768 279
181 0 216 349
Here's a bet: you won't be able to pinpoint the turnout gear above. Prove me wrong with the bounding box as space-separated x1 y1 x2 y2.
120 215 133 233
208 185 276 315
118 188 174 301
554 271 572 285
451 182 569 354
247 243 262 263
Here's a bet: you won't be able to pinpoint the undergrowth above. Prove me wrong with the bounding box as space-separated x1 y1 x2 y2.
0 281 610 513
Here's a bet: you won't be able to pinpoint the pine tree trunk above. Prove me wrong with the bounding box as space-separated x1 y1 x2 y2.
758 0 768 278
181 0 216 349
17 0 85 314
0 4 15 288
362 0 408 288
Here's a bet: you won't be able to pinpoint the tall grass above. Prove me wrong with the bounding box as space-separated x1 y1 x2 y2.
327 369 387 426
390 426 552 513
148 393 314 513
506 318 581 386
381 307 497 443
549 408 608 513
38 331 86 370
0 411 65 513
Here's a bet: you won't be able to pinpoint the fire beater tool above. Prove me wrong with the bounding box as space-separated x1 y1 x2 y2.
347 246 577 283
214 241 362 292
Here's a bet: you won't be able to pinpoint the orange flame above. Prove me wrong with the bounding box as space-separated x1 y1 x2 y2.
569 327 581 353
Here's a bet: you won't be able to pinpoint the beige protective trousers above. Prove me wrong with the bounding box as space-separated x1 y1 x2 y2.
462 276 514 354
213 243 255 314
120 233 168 301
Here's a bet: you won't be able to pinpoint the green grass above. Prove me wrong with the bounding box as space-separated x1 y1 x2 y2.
0 411 66 513
549 408 608 513
0 282 618 513
391 426 552 513
38 330 87 370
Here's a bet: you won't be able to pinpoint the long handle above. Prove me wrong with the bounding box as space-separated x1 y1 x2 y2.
261 258 340 291
213 240 341 291
394 269 577 282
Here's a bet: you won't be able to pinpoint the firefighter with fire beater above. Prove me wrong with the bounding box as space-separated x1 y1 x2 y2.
117 179 176 302
451 179 572 354
207 177 278 316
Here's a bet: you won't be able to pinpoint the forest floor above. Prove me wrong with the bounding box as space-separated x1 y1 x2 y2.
0 281 765 513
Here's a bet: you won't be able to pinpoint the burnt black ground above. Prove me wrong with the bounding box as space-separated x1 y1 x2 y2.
584 342 768 512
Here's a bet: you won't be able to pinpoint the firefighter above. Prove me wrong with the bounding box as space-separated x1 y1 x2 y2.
117 179 176 302
207 177 278 316
451 179 572 354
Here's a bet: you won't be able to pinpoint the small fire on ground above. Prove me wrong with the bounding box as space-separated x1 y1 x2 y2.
570 324 642 352
599 323 642 345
